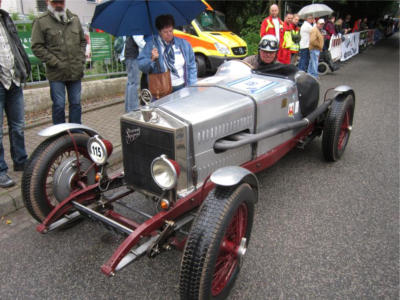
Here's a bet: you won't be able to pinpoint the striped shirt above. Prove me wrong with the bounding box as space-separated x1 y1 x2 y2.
0 18 19 89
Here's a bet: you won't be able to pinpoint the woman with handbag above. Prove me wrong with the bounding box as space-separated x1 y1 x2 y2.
138 14 197 99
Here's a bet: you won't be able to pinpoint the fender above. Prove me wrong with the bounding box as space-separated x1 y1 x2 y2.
334 85 355 102
210 166 259 202
38 123 101 138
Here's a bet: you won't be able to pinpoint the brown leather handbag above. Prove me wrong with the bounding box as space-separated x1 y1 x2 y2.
148 60 172 99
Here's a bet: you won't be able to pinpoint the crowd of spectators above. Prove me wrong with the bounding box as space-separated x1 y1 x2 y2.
258 3 397 79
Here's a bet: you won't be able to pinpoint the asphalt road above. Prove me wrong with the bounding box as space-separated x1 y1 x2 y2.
1 34 398 299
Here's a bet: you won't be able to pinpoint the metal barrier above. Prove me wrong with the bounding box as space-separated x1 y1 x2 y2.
15 24 127 86
26 57 127 87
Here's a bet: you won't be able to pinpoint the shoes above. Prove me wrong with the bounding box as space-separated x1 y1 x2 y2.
13 162 26 172
0 174 15 188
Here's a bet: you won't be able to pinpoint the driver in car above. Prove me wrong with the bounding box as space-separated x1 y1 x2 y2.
245 35 319 116
244 34 299 80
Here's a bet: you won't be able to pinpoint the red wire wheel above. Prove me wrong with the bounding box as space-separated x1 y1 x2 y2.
322 94 355 161
180 183 256 300
338 109 350 151
22 134 97 223
212 203 248 296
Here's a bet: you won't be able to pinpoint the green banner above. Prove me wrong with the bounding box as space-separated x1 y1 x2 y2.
90 32 112 61
18 31 41 65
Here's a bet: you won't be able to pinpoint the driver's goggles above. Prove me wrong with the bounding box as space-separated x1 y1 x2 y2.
259 40 278 50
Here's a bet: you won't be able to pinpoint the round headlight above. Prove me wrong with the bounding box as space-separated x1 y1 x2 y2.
151 155 179 190
87 135 113 165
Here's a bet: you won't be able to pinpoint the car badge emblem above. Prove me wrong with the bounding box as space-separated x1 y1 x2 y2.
125 128 141 144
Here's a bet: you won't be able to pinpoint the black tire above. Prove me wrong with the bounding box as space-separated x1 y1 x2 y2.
322 94 355 161
318 61 329 76
21 134 94 222
179 183 255 300
196 54 207 78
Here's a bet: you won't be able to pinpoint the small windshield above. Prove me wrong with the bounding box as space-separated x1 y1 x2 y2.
195 10 228 31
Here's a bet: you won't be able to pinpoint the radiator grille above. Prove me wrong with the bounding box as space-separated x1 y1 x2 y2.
232 47 247 55
121 120 175 195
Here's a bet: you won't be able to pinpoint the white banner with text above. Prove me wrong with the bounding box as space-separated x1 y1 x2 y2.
341 32 360 61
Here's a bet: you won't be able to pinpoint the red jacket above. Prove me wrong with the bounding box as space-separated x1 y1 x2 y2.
260 16 284 42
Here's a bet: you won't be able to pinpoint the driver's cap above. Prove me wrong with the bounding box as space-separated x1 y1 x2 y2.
259 35 279 52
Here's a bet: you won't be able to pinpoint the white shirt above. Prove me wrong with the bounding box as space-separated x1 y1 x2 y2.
299 21 313 49
0 20 19 89
272 18 280 43
170 44 185 87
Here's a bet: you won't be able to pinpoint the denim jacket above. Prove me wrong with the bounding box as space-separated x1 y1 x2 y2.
138 35 197 86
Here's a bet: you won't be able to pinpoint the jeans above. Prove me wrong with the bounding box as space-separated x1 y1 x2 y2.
308 49 320 78
49 80 82 124
0 83 27 175
125 58 140 112
298 48 310 71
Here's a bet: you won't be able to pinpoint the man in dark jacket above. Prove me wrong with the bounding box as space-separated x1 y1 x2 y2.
32 0 86 124
0 0 31 187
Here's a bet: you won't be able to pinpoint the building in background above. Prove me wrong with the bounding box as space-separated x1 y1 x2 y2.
1 0 104 25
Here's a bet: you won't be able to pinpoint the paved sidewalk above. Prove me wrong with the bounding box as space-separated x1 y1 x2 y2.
0 97 126 217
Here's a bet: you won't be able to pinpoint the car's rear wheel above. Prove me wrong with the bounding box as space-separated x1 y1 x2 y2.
322 94 355 161
22 134 96 222
179 183 255 300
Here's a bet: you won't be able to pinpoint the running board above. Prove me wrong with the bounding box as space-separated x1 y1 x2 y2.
72 201 134 236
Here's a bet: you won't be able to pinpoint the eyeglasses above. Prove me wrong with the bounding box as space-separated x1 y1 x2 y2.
259 39 278 50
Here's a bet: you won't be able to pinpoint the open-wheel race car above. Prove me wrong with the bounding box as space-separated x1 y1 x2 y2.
22 60 355 300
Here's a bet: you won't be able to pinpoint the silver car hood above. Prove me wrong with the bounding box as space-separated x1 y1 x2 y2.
155 60 296 127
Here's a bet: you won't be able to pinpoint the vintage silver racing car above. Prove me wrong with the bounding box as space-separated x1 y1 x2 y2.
22 60 355 300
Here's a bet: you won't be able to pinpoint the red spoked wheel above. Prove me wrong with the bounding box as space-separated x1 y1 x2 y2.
180 184 255 300
212 203 248 297
338 109 350 151
322 94 355 161
22 134 97 223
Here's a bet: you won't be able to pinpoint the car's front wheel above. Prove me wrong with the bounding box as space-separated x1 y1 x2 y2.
196 54 207 78
179 183 255 300
22 134 96 222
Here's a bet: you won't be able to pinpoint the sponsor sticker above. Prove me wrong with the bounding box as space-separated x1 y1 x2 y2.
281 98 287 108
228 77 278 94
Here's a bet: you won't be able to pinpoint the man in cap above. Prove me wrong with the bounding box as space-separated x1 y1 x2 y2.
0 0 31 187
308 18 325 78
32 0 86 125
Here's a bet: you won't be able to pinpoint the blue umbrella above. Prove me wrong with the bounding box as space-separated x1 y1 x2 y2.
91 0 206 36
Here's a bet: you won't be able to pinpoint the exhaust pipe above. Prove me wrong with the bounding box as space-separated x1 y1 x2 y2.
214 99 332 151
